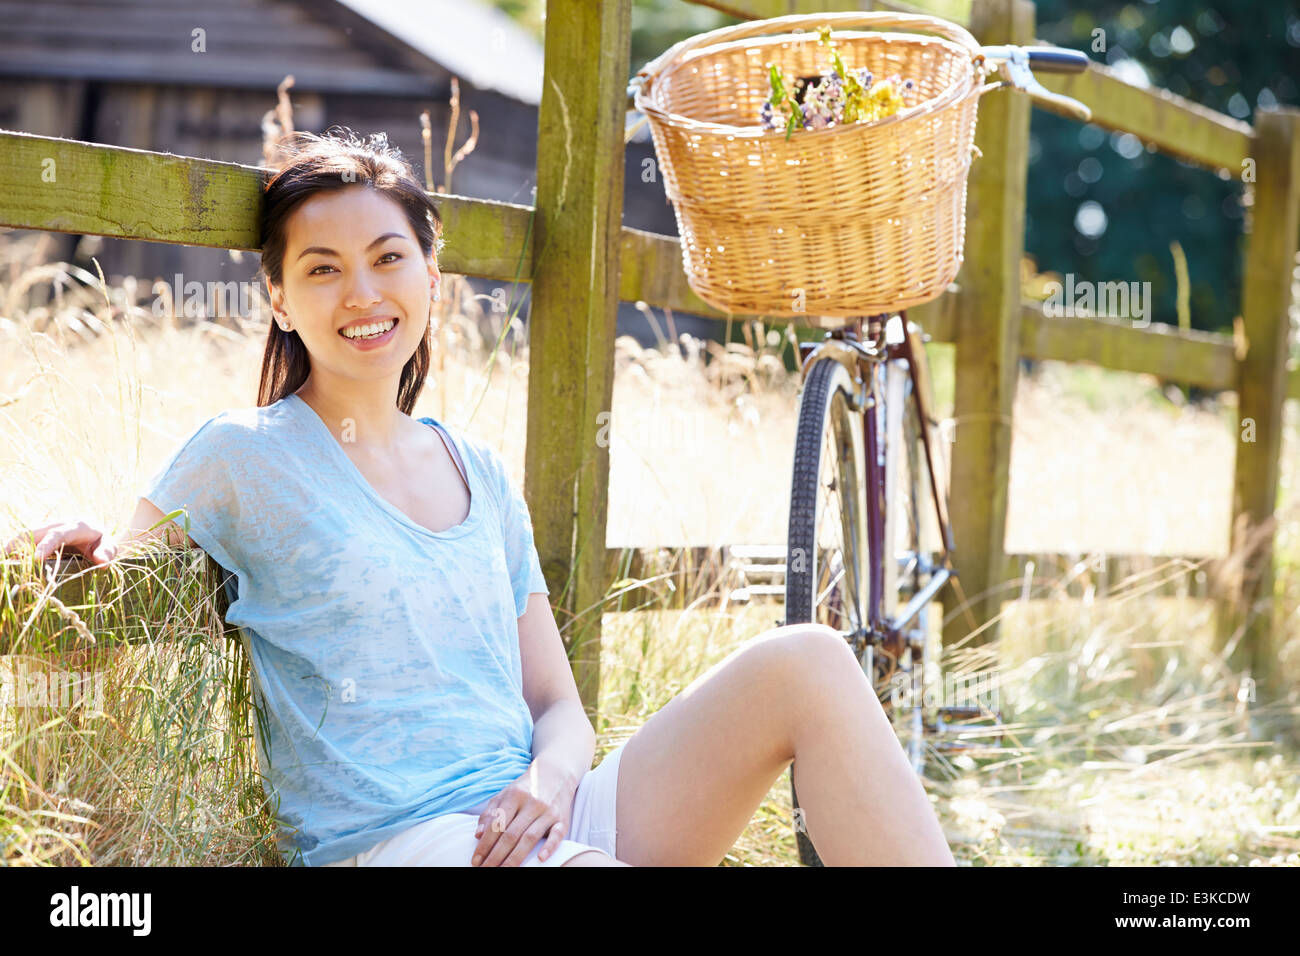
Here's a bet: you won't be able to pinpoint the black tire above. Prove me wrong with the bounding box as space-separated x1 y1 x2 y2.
784 357 869 867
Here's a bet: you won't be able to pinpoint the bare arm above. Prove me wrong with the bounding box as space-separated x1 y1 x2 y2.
1 497 198 567
518 591 596 785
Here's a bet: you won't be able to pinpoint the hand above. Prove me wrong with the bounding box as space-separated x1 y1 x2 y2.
1 519 118 567
470 756 580 867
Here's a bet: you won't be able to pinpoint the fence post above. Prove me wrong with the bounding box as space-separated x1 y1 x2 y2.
1221 107 1300 705
943 0 1034 652
528 0 633 720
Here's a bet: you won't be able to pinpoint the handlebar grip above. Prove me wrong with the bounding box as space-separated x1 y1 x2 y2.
1024 47 1091 73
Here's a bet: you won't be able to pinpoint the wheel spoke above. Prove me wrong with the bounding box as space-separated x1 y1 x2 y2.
811 401 862 635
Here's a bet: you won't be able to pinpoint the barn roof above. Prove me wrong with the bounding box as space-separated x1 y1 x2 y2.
0 0 543 104
332 0 544 105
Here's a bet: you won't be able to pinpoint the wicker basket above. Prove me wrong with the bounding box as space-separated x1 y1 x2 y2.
632 12 998 322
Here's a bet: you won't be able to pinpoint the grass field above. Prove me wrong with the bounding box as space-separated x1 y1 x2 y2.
1 230 1297 865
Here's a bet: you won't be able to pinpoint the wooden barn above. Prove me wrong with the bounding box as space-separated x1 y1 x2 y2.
0 0 691 342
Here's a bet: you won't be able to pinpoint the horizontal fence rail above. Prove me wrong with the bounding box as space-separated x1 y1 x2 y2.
1 129 1288 397
1035 61 1253 173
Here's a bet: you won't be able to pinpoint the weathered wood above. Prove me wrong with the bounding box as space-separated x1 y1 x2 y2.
0 130 266 250
1035 60 1253 174
687 0 972 25
0 130 541 279
619 225 723 317
1019 304 1238 389
1222 108 1300 702
943 0 1033 651
527 0 633 718
434 194 537 280
905 292 961 344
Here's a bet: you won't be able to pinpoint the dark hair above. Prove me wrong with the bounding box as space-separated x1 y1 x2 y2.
255 127 445 413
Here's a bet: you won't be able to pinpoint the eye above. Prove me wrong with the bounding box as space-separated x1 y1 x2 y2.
308 253 399 276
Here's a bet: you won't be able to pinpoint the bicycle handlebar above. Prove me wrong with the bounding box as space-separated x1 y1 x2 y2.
981 45 1091 74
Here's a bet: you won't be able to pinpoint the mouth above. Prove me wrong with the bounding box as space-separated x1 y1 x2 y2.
339 317 398 349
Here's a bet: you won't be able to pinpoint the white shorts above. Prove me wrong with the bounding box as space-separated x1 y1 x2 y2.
322 741 626 867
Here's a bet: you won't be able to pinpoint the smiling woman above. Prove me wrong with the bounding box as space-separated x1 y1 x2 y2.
2 129 619 869
256 129 446 415
103 129 630 868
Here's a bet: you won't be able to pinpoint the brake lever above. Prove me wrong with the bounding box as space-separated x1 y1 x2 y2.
981 45 1093 122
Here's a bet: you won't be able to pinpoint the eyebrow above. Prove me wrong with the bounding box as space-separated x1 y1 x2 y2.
296 233 408 261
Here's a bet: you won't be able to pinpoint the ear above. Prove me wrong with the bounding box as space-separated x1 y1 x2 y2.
426 255 440 289
264 276 284 315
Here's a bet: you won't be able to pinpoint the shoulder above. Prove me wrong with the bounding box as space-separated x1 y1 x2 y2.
221 398 301 435
166 400 301 460
417 417 514 493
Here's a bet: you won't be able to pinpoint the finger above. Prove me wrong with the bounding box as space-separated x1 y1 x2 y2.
35 528 71 561
90 540 118 567
3 524 55 559
472 803 514 866
473 803 495 839
35 523 99 562
482 808 545 868
501 817 554 868
536 820 567 864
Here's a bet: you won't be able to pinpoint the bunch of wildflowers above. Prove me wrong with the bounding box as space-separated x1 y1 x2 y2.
760 63 804 139
759 25 917 139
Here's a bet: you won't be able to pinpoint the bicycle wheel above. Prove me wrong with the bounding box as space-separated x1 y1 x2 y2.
784 356 869 867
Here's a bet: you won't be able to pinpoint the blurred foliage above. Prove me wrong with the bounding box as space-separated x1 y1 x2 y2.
486 0 545 39
1032 0 1300 334
495 1 1300 335
628 0 742 75
487 0 741 77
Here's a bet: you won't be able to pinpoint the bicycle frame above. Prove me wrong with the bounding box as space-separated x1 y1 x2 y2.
796 312 956 663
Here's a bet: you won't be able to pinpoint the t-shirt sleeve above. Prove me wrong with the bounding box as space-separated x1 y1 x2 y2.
484 444 550 618
139 415 245 578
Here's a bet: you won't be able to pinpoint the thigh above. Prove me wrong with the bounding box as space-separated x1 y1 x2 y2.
614 624 822 866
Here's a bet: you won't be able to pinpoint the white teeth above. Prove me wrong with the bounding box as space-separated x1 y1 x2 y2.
342 319 396 339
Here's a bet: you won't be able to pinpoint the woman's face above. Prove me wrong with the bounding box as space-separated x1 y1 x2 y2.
265 185 439 384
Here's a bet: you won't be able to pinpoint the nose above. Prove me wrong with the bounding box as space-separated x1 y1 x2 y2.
343 266 382 310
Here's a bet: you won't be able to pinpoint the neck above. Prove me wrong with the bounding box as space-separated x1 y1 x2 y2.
294 375 408 452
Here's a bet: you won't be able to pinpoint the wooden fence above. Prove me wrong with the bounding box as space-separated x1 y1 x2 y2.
2 0 1297 714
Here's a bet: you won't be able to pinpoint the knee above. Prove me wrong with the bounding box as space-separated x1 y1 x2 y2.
751 623 857 685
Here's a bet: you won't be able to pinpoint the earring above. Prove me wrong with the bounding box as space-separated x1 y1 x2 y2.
278 315 292 331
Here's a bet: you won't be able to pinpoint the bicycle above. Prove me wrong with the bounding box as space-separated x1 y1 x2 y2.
630 12 1091 867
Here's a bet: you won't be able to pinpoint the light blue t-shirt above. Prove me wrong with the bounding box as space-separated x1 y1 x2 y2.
140 392 550 866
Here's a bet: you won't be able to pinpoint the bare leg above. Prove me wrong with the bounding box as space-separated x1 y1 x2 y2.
561 850 631 867
613 623 955 866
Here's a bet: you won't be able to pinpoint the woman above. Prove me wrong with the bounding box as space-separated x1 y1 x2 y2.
3 129 955 868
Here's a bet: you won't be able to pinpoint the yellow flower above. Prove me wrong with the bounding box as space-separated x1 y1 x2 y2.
866 78 905 119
